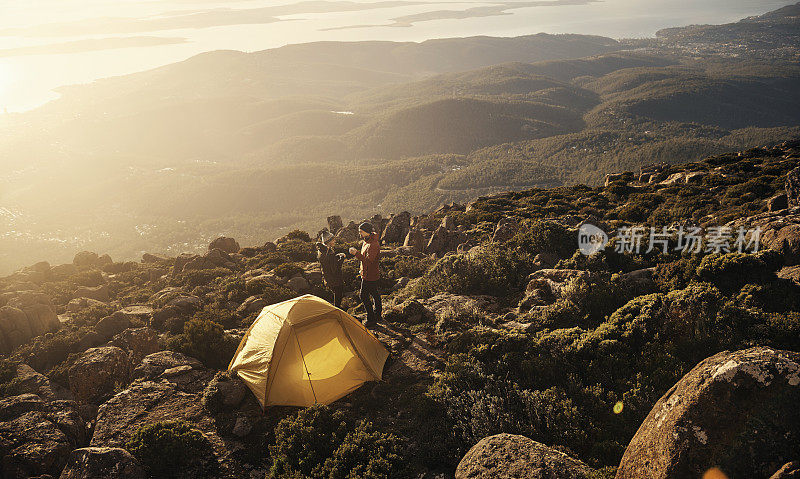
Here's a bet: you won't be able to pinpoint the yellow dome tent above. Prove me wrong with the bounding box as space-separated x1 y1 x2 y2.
228 294 389 408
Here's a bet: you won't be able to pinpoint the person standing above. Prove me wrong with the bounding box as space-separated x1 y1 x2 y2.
349 222 381 326
316 232 345 308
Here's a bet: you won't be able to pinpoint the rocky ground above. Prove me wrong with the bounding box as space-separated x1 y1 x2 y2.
1 141 800 478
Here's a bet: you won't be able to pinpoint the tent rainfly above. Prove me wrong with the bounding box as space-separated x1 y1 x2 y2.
228 294 389 408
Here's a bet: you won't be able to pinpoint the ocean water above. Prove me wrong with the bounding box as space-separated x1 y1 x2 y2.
0 0 791 112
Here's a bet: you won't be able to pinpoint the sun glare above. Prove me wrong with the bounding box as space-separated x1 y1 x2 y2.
0 61 15 106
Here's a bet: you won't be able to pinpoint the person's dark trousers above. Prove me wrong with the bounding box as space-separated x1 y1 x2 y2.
359 279 381 324
331 284 344 309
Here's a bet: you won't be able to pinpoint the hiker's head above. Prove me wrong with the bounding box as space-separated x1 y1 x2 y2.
358 222 374 238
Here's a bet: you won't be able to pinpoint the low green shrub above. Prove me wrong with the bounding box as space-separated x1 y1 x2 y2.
277 240 316 262
166 315 238 369
269 405 404 479
126 420 213 478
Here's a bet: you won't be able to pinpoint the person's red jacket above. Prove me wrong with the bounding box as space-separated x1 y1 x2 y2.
355 233 381 281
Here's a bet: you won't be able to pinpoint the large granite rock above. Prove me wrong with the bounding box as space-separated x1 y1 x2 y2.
131 351 203 381
455 433 594 479
208 236 240 254
617 347 800 479
0 394 86 478
68 346 131 404
110 328 161 366
382 211 411 245
59 447 145 479
0 292 59 354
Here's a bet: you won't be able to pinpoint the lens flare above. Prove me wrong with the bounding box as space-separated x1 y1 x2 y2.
613 401 624 414
703 467 729 479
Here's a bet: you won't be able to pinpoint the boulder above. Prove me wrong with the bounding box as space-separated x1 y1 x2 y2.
73 251 99 267
97 254 113 266
66 297 106 313
74 284 109 303
132 351 203 381
769 193 789 212
202 372 248 411
725 207 800 264
441 215 456 231
182 248 237 272
261 241 277 253
334 221 361 243
91 379 224 476
616 347 800 479
403 229 427 254
110 328 161 366
327 215 344 234
455 433 594 479
11 364 71 401
208 236 240 254
236 295 267 316
117 304 154 322
150 305 182 330
381 211 411 245
0 294 60 354
50 263 78 278
59 447 145 479
384 300 431 325
492 217 520 243
141 252 168 263
94 312 131 340
0 394 86 478
68 346 130 404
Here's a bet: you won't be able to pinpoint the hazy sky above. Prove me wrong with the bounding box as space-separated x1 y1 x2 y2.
0 0 791 112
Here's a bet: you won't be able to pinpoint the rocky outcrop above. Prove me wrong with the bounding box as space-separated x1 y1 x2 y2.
769 193 790 212
208 236 240 254
617 347 800 479
327 215 343 234
68 346 131 404
382 211 411 245
10 363 72 401
59 447 145 479
73 251 100 267
0 394 86 478
334 221 361 242
0 291 60 354
726 207 800 265
455 433 594 479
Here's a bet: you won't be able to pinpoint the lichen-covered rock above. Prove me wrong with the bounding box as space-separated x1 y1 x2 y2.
0 394 86 478
616 347 800 479
492 217 520 243
68 346 131 404
110 328 161 366
59 447 145 479
202 372 248 412
455 433 594 479
132 351 203 381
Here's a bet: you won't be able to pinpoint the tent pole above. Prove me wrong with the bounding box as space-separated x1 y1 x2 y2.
293 329 318 404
